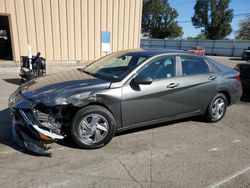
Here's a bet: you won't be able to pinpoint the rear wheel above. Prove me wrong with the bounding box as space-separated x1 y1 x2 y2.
71 105 116 149
205 93 228 122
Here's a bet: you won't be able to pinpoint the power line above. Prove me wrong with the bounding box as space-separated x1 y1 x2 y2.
179 20 192 23
234 13 250 17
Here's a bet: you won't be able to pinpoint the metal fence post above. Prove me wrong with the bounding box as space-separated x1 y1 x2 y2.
231 40 236 57
212 40 215 55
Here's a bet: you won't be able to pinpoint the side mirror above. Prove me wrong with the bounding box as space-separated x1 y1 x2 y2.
132 75 153 85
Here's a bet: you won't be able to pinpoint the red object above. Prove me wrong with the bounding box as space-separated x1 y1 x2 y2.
188 49 205 56
188 46 205 56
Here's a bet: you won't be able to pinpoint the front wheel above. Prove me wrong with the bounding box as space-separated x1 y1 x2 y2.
204 93 228 122
71 105 116 149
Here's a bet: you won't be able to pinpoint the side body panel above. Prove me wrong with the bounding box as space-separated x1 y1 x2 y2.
121 74 221 128
120 54 222 128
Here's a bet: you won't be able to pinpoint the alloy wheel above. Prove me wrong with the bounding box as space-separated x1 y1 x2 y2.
211 98 225 120
78 114 109 144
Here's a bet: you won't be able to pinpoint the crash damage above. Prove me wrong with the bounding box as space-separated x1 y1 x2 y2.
8 69 112 156
11 104 72 156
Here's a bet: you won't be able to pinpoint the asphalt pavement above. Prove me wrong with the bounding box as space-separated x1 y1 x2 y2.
0 56 249 188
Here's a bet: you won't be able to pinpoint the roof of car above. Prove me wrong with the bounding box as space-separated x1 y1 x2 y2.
122 48 194 57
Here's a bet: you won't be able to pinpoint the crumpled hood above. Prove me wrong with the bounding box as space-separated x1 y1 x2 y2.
20 69 110 105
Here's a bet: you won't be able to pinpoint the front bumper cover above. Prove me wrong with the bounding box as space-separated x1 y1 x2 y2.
11 109 64 156
12 117 52 156
9 90 64 156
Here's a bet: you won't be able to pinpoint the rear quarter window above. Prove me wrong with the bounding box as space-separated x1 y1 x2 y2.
204 58 222 73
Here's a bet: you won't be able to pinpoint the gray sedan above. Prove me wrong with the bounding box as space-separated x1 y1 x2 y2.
9 49 242 155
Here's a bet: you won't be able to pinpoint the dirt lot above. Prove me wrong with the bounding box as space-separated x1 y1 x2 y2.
0 56 249 188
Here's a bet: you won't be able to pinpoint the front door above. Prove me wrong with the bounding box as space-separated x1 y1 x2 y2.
121 55 185 127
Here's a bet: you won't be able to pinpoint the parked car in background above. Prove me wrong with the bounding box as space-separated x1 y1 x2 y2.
188 46 205 56
9 49 242 156
241 47 250 60
235 62 250 92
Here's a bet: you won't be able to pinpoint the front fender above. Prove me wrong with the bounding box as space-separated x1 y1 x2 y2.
70 88 123 129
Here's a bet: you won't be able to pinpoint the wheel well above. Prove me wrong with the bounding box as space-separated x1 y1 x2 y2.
218 91 231 105
86 102 113 115
61 103 114 125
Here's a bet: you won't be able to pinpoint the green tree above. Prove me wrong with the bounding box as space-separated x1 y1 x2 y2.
192 0 233 39
195 32 206 39
187 32 206 40
142 0 183 39
236 16 250 40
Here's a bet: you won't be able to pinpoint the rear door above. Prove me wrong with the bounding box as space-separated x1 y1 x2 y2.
174 55 221 113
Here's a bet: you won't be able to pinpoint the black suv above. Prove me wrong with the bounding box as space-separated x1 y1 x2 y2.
242 47 250 60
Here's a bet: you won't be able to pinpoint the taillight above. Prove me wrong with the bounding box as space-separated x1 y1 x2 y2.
235 75 241 82
234 66 241 82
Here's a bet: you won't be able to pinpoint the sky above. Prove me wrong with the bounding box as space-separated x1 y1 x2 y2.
168 0 250 39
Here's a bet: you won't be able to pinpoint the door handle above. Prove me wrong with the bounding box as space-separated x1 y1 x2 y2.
167 83 179 88
208 76 217 80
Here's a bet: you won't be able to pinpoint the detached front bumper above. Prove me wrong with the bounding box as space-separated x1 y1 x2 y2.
9 91 64 156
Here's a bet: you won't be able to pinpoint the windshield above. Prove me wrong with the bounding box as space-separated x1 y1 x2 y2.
84 51 149 82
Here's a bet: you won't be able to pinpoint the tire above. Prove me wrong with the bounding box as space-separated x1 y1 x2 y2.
204 93 228 122
70 105 116 149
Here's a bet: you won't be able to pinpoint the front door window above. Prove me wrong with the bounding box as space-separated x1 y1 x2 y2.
138 56 176 80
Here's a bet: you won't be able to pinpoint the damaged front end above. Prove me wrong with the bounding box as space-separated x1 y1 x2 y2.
8 69 112 156
9 90 65 156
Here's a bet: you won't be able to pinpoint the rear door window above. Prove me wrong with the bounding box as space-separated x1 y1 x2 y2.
181 56 209 76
